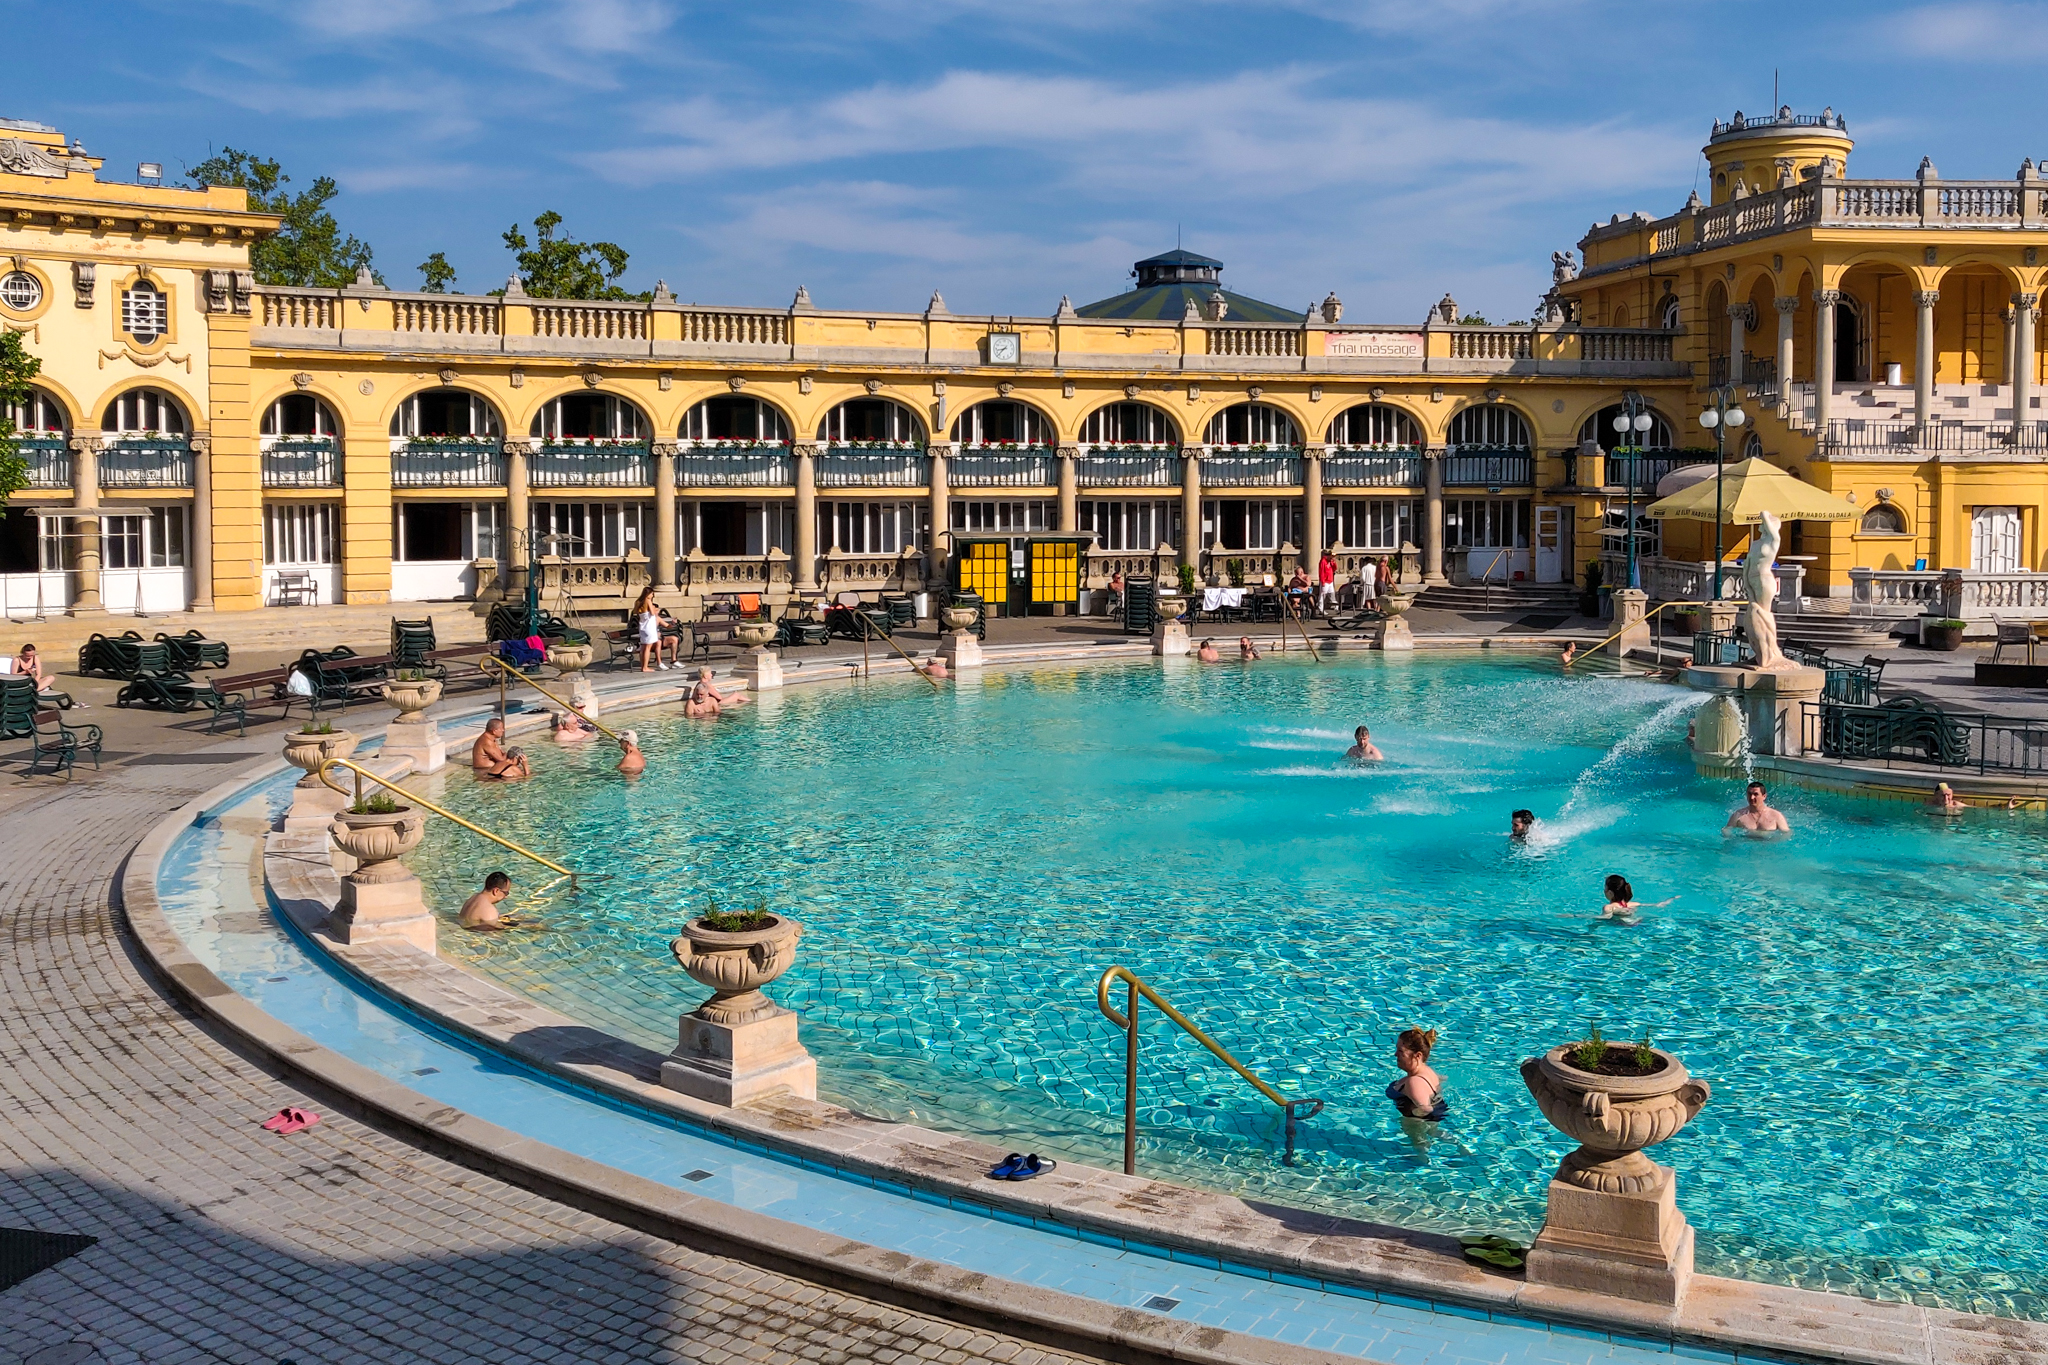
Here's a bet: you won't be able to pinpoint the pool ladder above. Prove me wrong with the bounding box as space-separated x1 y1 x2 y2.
1096 965 1324 1175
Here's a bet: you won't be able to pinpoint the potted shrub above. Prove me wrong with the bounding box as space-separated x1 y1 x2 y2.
1177 563 1198 598
1520 1023 1710 1192
669 900 804 1026
1667 607 1704 636
1923 618 1967 651
282 721 358 786
326 792 426 882
380 670 443 719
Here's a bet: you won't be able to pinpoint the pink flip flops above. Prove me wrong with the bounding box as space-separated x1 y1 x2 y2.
260 1106 321 1134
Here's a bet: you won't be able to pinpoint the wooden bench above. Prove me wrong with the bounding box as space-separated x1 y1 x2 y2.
291 648 392 716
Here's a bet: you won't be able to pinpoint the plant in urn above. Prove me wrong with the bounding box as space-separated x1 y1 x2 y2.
326 794 437 954
281 722 359 835
1521 1025 1711 1305
661 900 817 1107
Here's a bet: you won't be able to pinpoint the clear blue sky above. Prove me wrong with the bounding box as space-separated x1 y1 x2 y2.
5 1 2040 322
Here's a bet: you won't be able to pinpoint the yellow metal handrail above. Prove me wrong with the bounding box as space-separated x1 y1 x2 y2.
1478 546 1511 612
1096 964 1322 1174
480 654 625 744
318 756 577 881
1565 598 1712 668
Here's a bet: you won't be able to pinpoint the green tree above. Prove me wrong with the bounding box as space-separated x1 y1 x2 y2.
1458 312 1490 325
0 329 42 509
187 148 381 287
418 251 457 293
502 211 638 299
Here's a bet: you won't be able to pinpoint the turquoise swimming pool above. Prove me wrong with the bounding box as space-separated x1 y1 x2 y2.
407 653 2048 1319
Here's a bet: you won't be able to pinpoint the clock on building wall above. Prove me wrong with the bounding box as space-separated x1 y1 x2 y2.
987 332 1022 365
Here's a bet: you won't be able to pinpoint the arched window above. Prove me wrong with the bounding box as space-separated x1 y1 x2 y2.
262 394 338 437
1659 296 1681 330
1078 402 1176 447
1860 502 1907 534
6 386 67 434
121 280 167 345
103 387 188 435
1611 305 1630 327
1579 404 1673 453
1326 403 1419 447
952 400 1053 447
1204 402 1298 446
680 396 788 443
390 388 502 438
816 398 923 445
1447 405 1529 449
530 392 647 442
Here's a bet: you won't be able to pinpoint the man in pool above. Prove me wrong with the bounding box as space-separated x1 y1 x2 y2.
1197 639 1219 662
1346 725 1383 762
460 871 514 930
1238 636 1261 661
1510 809 1535 840
471 717 530 780
1723 780 1791 835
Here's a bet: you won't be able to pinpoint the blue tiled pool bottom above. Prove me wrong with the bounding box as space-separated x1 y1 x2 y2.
158 772 1709 1365
409 655 2048 1320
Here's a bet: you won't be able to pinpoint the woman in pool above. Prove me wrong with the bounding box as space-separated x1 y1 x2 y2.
1596 874 1674 925
1386 1027 1447 1127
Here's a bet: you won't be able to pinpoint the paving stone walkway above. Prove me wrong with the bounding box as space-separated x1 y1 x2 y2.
0 748 1099 1365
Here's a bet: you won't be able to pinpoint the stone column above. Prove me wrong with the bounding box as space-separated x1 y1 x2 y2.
1179 446 1203 577
1726 303 1751 386
1423 448 1447 586
189 434 214 610
1607 587 1650 658
794 441 819 592
1814 290 1840 441
928 442 951 581
68 437 103 616
1302 443 1325 566
1914 289 1939 429
1774 296 1798 405
1056 443 1078 533
504 440 530 599
2012 292 2037 435
2003 306 2018 385
652 441 677 592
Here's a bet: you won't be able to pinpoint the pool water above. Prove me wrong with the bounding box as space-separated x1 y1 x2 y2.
406 653 2048 1319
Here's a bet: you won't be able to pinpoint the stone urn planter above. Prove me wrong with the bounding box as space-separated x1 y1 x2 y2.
733 622 779 649
1377 591 1415 617
326 805 435 953
328 805 427 882
1521 1044 1710 1193
940 605 980 633
670 914 803 1025
546 643 593 674
1519 1040 1711 1305
1154 594 1187 622
282 727 358 788
1667 609 1704 637
663 913 817 1106
1923 619 1967 651
379 677 443 719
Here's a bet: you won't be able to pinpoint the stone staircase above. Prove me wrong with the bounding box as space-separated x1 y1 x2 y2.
1413 581 1583 615
1776 611 1903 652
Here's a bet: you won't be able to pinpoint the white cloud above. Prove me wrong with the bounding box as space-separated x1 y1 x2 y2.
1894 2 2048 59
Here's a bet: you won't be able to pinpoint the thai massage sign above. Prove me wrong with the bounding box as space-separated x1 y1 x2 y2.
1324 332 1425 359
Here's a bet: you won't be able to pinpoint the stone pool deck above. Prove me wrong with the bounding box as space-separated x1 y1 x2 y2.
128 645 2048 1365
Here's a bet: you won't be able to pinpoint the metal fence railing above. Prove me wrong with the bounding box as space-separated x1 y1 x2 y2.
1805 699 2048 774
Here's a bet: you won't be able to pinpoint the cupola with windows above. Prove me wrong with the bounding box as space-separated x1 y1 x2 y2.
1076 248 1300 323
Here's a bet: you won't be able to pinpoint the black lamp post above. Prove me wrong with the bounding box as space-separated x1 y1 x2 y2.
1611 392 1655 589
1696 388 1748 600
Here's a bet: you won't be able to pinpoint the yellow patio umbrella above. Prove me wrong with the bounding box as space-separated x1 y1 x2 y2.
1643 457 1858 524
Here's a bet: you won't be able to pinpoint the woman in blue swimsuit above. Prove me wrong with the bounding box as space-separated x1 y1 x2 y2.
1386 1026 1448 1125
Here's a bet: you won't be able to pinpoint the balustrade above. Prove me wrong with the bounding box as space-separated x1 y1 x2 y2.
20 435 69 488
1075 448 1178 487
528 442 653 488
682 550 792 593
530 304 650 342
258 289 338 330
1442 449 1532 486
1205 327 1301 358
1941 568 2048 619
1448 330 1532 361
819 549 926 592
1848 569 1943 611
1581 330 1674 363
1603 451 1690 494
949 448 1057 487
676 443 793 487
396 298 499 335
390 438 506 487
262 436 342 488
1084 548 1173 587
536 556 647 601
1199 450 1302 487
1322 449 1421 488
814 446 928 488
98 438 193 489
1826 419 2048 455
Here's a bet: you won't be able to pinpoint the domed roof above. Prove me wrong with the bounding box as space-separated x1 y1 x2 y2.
1075 248 1300 324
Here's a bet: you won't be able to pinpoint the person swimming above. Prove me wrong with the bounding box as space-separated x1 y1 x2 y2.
1510 808 1535 841
1595 874 1674 925
1346 724 1383 762
1385 1027 1447 1123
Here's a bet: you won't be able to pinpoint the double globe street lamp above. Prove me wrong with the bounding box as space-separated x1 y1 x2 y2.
1697 391 1748 600
1612 396 1656 589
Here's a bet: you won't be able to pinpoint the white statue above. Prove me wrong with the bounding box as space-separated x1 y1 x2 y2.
1742 510 1787 670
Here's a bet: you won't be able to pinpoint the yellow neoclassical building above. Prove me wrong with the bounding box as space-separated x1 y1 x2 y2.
3 105 2045 623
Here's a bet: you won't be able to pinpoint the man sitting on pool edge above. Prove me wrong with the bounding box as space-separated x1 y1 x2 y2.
1723 780 1791 836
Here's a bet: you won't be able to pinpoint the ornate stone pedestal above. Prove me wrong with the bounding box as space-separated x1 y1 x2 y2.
937 606 983 670
1151 597 1189 657
281 729 358 837
1606 587 1650 658
1374 616 1414 650
326 809 435 955
661 915 816 1107
733 623 783 691
1741 666 1823 758
547 644 599 718
380 679 446 774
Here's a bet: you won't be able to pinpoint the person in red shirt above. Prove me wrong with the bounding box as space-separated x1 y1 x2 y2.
1316 550 1337 616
